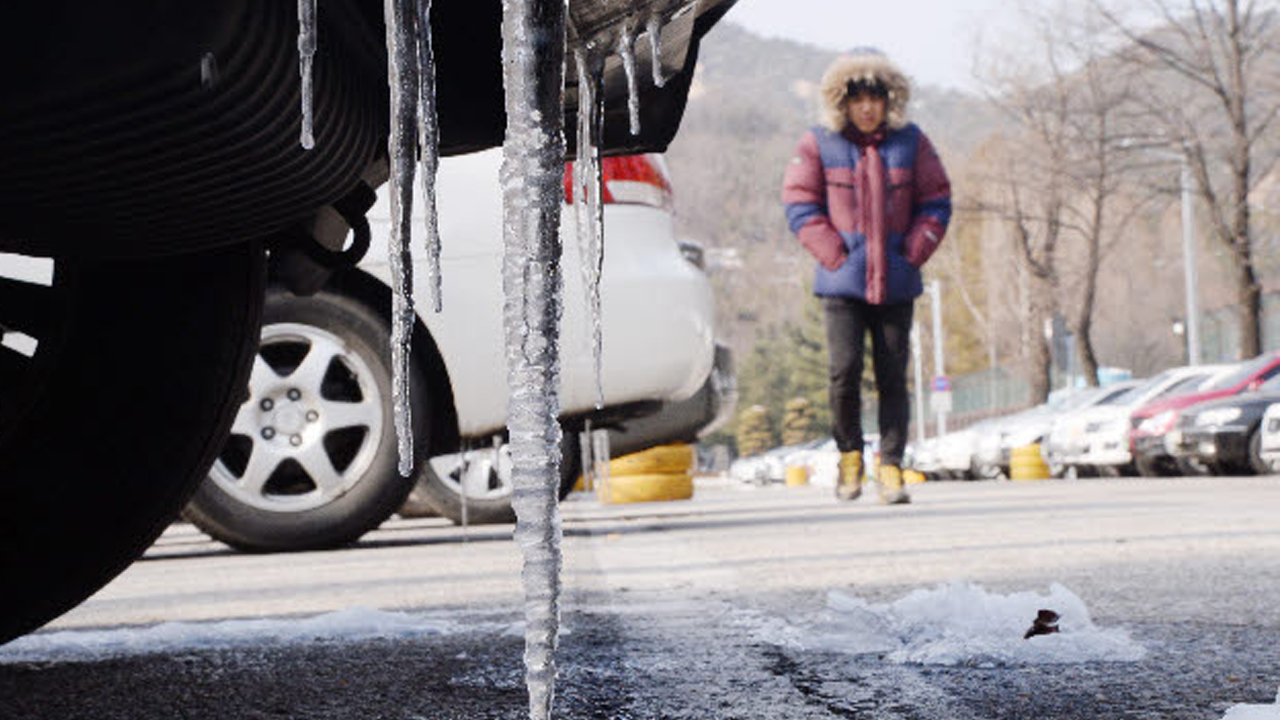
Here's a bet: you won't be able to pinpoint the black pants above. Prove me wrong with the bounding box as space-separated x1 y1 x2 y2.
823 296 913 467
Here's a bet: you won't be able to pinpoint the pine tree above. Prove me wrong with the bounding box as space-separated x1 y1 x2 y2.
783 293 833 437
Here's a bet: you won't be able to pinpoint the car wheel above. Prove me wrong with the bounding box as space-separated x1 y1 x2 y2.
971 462 999 480
183 289 425 551
1133 454 1172 478
408 431 580 525
1247 429 1275 476
1175 456 1211 477
0 244 265 643
1206 460 1236 477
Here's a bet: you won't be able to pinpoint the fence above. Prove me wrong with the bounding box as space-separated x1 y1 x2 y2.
862 365 1035 438
1198 292 1280 362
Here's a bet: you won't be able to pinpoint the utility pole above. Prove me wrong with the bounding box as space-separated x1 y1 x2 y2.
911 322 926 443
930 280 947 436
1180 155 1201 365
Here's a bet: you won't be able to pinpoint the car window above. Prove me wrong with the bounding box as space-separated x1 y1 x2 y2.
1208 356 1276 390
1260 374 1280 391
1152 373 1210 400
1096 385 1136 405
1060 388 1111 411
1110 373 1169 404
1255 365 1280 387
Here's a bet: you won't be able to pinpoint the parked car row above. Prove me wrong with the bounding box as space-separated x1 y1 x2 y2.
910 352 1280 480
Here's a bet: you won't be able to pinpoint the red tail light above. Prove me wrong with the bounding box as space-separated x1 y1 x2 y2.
563 153 674 211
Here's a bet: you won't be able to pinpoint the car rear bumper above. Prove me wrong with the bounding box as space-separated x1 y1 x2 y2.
604 343 735 457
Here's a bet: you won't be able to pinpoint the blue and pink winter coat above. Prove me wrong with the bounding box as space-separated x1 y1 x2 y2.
782 52 952 307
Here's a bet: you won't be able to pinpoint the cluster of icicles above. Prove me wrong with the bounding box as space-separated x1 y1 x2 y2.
294 2 673 718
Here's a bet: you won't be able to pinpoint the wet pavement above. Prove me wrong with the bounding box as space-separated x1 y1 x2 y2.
2 476 1279 719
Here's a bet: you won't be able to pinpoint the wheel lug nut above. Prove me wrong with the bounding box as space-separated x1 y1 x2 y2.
287 389 302 401
262 427 276 440
290 435 303 447
260 399 274 411
306 410 319 422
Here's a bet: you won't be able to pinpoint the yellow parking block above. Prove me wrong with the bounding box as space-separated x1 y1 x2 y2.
597 472 694 504
785 465 809 487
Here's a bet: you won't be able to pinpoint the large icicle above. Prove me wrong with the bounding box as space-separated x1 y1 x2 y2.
297 0 318 149
646 13 667 88
384 0 422 477
617 20 642 136
574 49 606 408
500 0 567 716
414 0 444 314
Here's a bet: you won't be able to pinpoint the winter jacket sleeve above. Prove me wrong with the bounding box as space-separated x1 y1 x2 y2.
903 131 952 268
782 130 847 271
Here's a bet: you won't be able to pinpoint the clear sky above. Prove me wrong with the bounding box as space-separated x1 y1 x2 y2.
723 0 1013 92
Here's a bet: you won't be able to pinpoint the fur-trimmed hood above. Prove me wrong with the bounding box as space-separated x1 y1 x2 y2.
818 51 911 132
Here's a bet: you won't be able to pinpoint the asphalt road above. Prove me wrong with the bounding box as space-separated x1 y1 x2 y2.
3 475 1279 719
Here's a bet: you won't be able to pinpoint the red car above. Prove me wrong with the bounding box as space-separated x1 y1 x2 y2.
1130 352 1280 476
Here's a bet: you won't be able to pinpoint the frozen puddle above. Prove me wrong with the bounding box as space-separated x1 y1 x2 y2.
1223 689 1280 720
0 607 521 664
743 582 1146 667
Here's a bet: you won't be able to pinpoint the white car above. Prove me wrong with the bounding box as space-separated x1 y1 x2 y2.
911 426 985 480
182 150 729 550
968 387 1130 479
1070 364 1235 475
1043 381 1140 474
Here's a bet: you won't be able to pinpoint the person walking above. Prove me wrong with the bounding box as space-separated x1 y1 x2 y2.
781 49 951 504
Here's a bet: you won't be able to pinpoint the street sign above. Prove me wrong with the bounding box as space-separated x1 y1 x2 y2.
930 390 953 414
932 376 951 392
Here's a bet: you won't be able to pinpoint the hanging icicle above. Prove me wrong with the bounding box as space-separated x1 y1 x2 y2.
574 48 606 408
414 0 443 313
499 0 568 715
646 13 667 88
297 0 318 149
617 19 641 136
384 0 422 478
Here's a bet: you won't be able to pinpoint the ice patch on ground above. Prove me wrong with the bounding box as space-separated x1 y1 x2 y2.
0 607 516 664
1223 688 1280 720
744 582 1146 666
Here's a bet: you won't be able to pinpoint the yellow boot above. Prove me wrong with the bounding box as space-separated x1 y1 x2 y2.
877 465 911 505
836 451 863 501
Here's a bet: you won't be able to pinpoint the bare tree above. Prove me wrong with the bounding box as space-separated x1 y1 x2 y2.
973 6 1145 398
971 129 1066 403
1094 0 1280 357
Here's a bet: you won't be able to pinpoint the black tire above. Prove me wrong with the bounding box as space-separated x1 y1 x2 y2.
1207 461 1237 477
1176 456 1211 477
1247 428 1273 476
0 244 265 644
408 431 580 525
1134 454 1174 478
1092 464 1120 478
184 289 426 552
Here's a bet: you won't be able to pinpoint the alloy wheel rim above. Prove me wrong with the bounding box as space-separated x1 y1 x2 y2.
210 322 385 513
428 444 515 502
